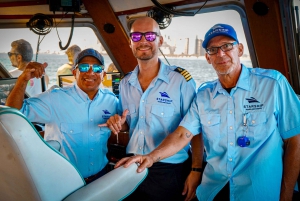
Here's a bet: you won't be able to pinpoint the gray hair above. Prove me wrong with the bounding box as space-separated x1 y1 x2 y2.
65 45 81 60
11 39 33 62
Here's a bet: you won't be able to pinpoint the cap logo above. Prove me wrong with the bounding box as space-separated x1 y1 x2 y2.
212 25 223 29
208 25 229 36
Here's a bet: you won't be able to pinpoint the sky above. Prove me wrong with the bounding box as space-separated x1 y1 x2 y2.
0 9 249 55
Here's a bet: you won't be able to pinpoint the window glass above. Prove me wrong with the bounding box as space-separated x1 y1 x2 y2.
159 9 252 88
0 27 112 88
293 0 300 55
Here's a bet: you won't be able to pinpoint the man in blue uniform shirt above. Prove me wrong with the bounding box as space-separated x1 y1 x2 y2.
100 17 203 201
115 24 300 201
6 48 119 184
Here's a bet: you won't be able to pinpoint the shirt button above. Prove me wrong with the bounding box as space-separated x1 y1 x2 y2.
90 134 93 136
139 147 142 150
252 120 255 124
208 121 211 124
229 158 233 161
229 142 233 146
141 116 144 119
90 119 93 121
229 126 233 130
90 163 93 165
161 112 164 116
140 131 143 134
229 110 232 114
70 130 73 133
142 100 145 103
91 148 93 151
228 174 231 177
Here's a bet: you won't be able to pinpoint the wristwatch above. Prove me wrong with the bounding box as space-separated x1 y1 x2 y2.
191 168 203 172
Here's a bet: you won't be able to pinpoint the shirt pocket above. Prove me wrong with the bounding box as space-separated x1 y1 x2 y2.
124 104 137 119
60 123 83 146
150 104 174 120
200 114 222 140
97 127 111 146
247 112 267 138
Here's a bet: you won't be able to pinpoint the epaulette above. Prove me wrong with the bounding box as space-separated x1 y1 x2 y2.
174 67 192 82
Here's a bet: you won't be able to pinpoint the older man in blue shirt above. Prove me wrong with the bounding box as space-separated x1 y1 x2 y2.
6 48 119 183
116 24 300 201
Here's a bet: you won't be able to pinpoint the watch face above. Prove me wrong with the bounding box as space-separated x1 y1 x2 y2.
237 136 250 147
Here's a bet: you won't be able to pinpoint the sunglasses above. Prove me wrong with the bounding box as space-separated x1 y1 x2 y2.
7 52 19 57
129 32 159 42
76 63 104 73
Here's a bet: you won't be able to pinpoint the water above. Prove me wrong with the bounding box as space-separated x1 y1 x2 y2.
0 53 252 89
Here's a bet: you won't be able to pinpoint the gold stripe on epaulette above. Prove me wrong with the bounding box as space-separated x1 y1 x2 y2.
174 67 192 82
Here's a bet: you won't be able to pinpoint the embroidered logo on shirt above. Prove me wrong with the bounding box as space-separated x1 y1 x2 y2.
103 110 111 114
157 92 173 104
244 97 263 111
245 97 260 103
159 92 170 98
102 110 111 119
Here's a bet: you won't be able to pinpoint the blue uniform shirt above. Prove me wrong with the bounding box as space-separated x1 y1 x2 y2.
119 60 196 163
180 65 300 200
21 84 118 178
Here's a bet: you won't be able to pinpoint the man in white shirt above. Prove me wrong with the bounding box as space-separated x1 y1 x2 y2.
8 39 46 96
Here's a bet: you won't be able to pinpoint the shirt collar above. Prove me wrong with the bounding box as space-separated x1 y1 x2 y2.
127 59 170 85
212 64 251 98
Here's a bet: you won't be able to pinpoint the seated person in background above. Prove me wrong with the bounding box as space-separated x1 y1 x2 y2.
107 63 119 73
5 48 119 184
56 44 81 84
8 39 49 96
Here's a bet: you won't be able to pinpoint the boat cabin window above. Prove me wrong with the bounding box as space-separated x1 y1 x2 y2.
0 78 28 105
0 26 113 89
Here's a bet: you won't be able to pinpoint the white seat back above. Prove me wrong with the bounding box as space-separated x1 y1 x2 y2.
0 106 84 201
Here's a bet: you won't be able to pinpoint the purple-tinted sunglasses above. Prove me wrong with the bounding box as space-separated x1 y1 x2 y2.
130 32 159 42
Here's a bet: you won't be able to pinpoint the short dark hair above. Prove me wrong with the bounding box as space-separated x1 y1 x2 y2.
11 39 33 62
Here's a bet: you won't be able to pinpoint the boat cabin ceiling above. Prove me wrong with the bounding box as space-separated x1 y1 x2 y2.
1 0 300 94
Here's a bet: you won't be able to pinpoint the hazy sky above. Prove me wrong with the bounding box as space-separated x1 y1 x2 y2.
161 10 249 55
0 9 249 55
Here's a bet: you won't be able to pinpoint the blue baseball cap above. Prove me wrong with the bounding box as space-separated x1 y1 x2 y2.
75 48 104 66
202 24 239 49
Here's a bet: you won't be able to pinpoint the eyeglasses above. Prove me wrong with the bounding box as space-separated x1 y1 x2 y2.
129 32 159 42
7 52 19 57
206 41 238 55
76 63 104 73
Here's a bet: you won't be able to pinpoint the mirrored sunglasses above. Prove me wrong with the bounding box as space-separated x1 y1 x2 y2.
76 63 104 73
130 32 159 42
